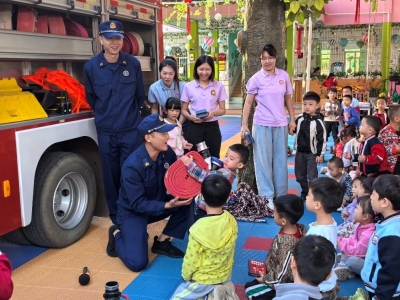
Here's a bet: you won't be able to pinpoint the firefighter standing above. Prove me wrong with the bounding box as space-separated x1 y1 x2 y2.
84 20 145 224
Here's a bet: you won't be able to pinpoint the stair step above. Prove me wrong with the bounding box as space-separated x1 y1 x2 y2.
230 73 242 99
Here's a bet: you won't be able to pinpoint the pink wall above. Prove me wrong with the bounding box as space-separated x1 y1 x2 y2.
321 0 400 25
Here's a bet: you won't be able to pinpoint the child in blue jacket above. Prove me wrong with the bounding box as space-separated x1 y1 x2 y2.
342 95 361 127
361 174 400 299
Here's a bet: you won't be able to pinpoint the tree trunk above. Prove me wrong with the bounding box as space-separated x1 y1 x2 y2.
237 0 286 193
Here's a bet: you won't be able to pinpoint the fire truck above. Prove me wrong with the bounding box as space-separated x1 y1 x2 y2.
0 0 163 247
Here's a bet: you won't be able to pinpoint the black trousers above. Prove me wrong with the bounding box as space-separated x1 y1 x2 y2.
295 151 318 197
97 129 141 224
324 121 339 144
186 120 222 158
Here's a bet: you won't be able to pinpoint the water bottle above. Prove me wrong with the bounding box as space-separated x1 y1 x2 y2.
196 142 212 169
103 281 130 300
244 132 254 145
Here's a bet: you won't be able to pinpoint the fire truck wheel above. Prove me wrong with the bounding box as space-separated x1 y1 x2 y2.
23 152 96 248
3 228 33 245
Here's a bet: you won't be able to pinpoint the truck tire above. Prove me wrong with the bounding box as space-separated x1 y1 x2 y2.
23 152 96 248
3 228 33 245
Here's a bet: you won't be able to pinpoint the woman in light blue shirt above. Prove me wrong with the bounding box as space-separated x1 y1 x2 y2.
148 57 186 115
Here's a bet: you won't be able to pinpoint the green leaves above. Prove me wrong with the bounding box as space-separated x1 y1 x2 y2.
314 0 324 10
371 0 378 11
282 0 324 26
306 0 314 7
313 9 322 18
290 0 300 13
297 11 305 23
287 11 297 22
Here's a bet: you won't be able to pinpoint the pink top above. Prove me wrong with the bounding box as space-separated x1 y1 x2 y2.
246 68 293 127
337 223 376 257
0 253 13 300
181 80 228 122
165 120 188 157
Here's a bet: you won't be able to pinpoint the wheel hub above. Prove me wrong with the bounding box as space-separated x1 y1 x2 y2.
53 172 88 229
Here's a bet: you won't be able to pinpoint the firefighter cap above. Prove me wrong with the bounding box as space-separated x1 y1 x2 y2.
138 114 176 136
99 20 124 39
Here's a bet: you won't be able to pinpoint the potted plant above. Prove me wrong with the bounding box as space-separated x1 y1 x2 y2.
179 75 190 82
368 71 382 103
389 67 400 83
369 70 381 79
336 72 347 79
352 71 366 80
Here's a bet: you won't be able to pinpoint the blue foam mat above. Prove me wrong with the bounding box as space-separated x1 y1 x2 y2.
0 240 48 270
0 116 363 298
121 117 363 298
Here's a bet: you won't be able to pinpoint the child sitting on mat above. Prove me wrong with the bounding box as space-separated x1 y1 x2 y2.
245 194 306 300
181 144 248 226
170 175 239 300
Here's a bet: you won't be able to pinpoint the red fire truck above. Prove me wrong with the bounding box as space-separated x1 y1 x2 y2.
0 0 163 247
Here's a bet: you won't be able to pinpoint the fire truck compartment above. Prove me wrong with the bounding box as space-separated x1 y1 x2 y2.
0 77 48 124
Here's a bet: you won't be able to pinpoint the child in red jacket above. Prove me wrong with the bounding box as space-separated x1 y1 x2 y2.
0 251 13 300
372 97 389 131
378 104 400 175
322 73 338 90
358 116 388 177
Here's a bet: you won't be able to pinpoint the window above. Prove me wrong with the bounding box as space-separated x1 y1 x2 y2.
313 43 330 75
345 42 366 74
320 49 331 75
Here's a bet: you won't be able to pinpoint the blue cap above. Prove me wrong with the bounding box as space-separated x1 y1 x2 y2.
138 114 176 136
99 21 124 39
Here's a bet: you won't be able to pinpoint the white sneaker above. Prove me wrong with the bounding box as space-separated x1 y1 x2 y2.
266 198 275 212
335 253 342 267
337 206 344 212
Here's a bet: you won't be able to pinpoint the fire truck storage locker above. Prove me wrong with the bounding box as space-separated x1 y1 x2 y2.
0 0 160 247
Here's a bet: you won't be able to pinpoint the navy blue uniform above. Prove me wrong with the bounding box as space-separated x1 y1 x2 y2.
114 144 189 271
84 50 145 223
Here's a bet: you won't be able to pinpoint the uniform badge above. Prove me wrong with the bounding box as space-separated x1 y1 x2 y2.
372 234 379 245
123 70 129 76
164 163 169 169
100 62 103 66
110 22 116 29
159 115 164 121
145 162 150 167
211 89 216 96
279 80 284 85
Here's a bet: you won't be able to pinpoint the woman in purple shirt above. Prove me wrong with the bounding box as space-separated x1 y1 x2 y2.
241 44 296 211
181 55 227 158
